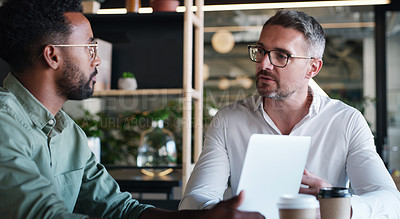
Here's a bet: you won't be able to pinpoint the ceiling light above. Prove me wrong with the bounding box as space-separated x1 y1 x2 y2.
97 7 153 14
202 0 390 12
97 0 389 14
97 8 127 14
139 8 154 13
211 30 235 54
204 22 375 33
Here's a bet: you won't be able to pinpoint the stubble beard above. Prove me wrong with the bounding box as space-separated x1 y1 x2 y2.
256 70 296 101
57 57 97 100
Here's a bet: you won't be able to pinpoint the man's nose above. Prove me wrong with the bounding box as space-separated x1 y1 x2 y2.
92 53 101 67
260 52 274 70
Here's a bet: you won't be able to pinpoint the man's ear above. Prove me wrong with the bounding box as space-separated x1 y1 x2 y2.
42 45 60 69
305 58 323 79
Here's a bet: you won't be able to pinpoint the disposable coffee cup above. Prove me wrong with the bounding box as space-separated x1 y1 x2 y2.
277 194 319 219
318 187 352 219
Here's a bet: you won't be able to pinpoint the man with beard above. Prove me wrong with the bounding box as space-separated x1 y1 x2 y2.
179 10 400 218
0 0 265 218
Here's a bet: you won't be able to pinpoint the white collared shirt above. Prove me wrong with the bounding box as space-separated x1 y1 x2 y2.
179 90 400 218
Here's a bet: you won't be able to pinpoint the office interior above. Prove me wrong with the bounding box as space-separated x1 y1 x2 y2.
0 0 399 208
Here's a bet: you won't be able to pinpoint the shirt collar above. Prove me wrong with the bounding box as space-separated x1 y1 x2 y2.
251 95 263 112
3 73 68 131
308 86 322 115
251 86 321 115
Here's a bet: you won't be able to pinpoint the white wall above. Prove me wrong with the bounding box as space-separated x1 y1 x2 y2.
62 98 103 119
363 38 376 134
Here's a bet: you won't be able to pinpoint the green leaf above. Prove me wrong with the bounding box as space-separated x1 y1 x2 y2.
122 72 135 78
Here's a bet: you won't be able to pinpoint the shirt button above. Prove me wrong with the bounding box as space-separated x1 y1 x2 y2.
48 120 54 125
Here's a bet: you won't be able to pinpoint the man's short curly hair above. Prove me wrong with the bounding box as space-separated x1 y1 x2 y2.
0 0 83 72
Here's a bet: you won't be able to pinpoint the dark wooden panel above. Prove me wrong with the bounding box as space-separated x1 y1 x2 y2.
86 13 184 89
374 5 388 166
0 59 10 86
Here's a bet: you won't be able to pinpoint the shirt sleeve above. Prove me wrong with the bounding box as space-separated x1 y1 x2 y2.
73 153 153 218
0 110 88 219
346 111 400 218
179 110 231 210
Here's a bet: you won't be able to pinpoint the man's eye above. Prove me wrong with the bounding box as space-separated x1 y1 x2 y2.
256 48 265 54
276 53 287 59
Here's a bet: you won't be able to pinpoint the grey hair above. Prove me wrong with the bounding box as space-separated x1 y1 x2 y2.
263 10 326 59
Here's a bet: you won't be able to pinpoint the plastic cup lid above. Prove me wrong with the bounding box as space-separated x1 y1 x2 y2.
318 187 352 198
277 194 319 209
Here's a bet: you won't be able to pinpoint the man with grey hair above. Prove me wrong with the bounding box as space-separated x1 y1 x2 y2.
179 10 400 218
0 0 267 218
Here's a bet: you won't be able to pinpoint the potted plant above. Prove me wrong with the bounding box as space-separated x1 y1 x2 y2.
118 71 138 90
73 101 184 166
75 110 105 163
150 0 180 12
74 109 140 165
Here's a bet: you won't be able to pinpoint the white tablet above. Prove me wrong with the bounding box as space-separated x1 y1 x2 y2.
236 134 311 219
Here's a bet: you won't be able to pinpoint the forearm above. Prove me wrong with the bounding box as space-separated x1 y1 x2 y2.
180 146 230 209
350 189 400 218
347 156 400 218
345 113 400 217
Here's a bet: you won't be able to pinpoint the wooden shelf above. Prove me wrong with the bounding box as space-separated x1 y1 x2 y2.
88 0 204 191
92 88 204 99
92 89 184 97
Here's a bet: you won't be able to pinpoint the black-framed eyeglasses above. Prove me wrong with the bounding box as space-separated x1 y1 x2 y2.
53 41 98 61
247 45 314 68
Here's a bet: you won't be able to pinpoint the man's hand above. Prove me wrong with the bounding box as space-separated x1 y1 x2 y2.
300 169 332 197
202 191 265 219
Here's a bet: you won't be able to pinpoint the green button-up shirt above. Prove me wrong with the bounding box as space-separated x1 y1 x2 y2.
0 73 152 218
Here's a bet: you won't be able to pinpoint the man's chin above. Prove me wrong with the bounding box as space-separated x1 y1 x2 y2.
82 82 96 99
257 89 286 100
84 88 95 100
257 86 274 97
67 87 94 100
